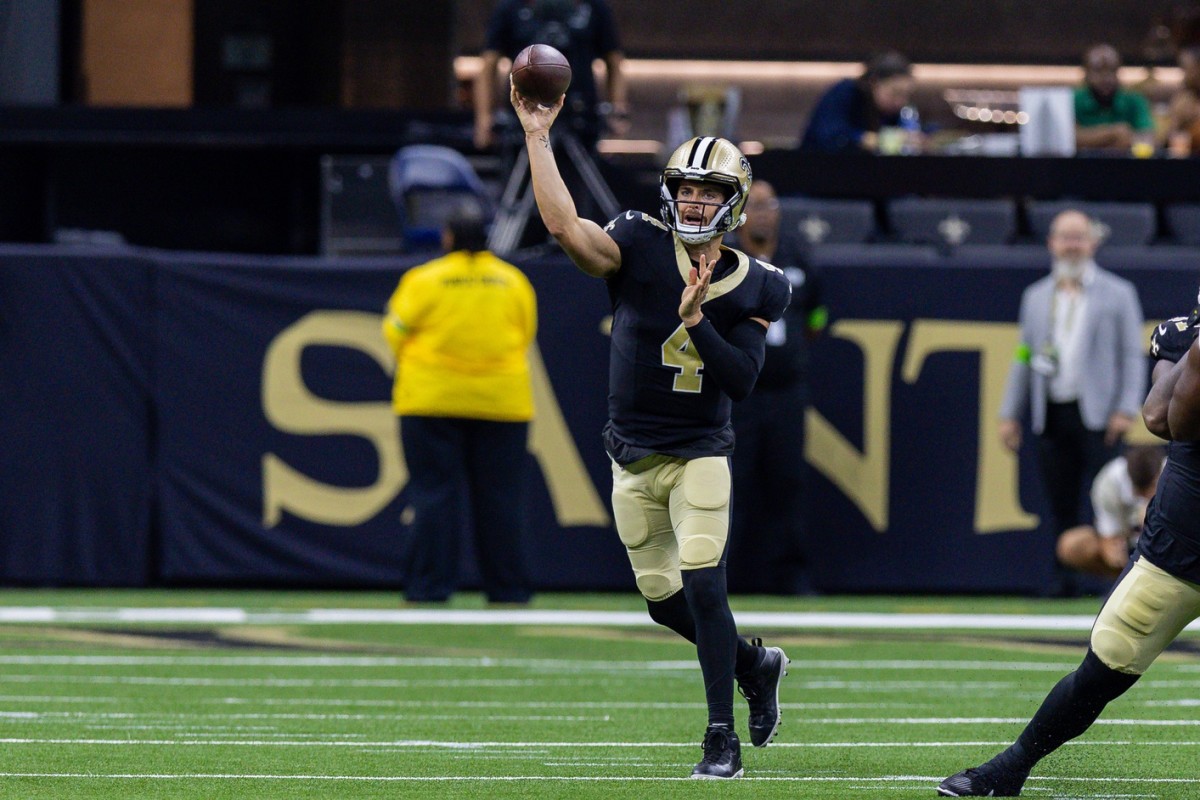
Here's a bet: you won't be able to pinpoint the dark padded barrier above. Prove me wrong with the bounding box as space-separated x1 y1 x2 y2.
0 244 1195 593
0 246 155 585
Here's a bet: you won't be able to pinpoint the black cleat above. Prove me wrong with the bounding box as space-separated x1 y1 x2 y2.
737 637 790 746
937 765 1027 797
690 725 743 779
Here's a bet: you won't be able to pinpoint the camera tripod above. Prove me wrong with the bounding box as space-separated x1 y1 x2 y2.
488 129 620 256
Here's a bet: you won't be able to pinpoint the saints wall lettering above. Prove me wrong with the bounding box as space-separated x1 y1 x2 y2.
899 320 1035 534
261 311 403 527
261 310 610 529
261 312 1163 537
805 320 902 532
804 318 1160 535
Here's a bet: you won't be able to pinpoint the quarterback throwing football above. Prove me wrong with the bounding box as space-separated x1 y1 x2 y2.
511 83 791 779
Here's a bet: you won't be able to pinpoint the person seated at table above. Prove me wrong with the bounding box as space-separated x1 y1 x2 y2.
1166 44 1200 155
1074 43 1155 152
799 51 919 153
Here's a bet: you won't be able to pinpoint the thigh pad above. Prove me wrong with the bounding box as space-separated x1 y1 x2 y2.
1092 557 1200 674
610 460 682 601
674 457 731 569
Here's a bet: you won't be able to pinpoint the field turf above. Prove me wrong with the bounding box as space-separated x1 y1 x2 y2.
0 590 1197 799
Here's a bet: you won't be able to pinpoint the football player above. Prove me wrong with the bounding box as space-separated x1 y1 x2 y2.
511 85 792 779
937 294 1200 797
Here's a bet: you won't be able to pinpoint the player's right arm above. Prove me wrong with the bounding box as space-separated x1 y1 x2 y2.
1167 339 1200 440
511 84 621 279
1144 358 1184 439
1143 312 1200 439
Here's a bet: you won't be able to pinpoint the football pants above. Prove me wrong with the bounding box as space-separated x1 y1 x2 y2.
1092 556 1200 674
610 456 731 601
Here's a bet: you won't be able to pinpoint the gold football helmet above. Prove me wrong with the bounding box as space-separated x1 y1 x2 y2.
659 137 752 244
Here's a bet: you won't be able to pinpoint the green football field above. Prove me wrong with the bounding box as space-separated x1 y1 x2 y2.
0 589 1198 799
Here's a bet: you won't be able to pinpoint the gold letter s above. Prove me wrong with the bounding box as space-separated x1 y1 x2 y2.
261 311 405 527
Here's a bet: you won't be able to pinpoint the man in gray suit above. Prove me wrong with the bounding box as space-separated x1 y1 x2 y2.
999 209 1146 591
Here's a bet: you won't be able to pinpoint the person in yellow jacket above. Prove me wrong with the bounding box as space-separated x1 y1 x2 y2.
382 206 538 604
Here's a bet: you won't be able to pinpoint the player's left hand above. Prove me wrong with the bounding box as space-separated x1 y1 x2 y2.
679 254 712 326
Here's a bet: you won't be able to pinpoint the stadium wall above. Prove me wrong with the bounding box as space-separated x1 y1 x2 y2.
0 245 1193 593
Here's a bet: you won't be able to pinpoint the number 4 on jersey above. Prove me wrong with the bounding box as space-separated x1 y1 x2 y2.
661 323 704 393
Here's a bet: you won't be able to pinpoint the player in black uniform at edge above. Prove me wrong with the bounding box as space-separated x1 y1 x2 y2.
510 82 792 779
938 293 1200 797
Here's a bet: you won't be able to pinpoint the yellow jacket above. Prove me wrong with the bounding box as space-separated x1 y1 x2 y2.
382 250 537 421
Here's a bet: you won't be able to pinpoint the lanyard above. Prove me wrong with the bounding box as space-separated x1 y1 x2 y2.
1048 284 1082 349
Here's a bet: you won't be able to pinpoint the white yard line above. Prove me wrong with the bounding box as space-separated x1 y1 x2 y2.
0 731 1198 747
0 654 1084 670
0 712 612 723
0 606 1166 630
0 771 958 782
0 675 1074 693
0 701 917 716
10 708 1200 730
5 735 1200 751
0 770 1195 787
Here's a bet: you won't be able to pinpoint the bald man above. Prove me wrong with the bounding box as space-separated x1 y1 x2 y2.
998 209 1146 594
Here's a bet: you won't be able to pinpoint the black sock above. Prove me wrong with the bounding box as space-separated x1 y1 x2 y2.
734 637 760 677
992 649 1140 774
645 590 760 676
682 567 737 729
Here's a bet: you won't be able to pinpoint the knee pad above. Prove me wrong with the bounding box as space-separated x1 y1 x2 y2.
678 514 727 568
1091 558 1200 674
675 458 730 569
634 573 678 602
623 540 682 602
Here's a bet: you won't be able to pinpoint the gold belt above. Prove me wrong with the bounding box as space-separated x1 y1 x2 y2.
623 454 687 475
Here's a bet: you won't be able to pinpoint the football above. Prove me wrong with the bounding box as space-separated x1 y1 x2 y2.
510 44 572 105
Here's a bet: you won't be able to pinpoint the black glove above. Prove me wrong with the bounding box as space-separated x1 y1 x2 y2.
1150 310 1200 363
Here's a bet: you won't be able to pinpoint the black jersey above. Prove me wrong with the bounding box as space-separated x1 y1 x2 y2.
1138 440 1200 582
600 211 791 463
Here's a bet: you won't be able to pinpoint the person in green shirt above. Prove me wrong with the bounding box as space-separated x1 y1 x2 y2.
1074 43 1155 152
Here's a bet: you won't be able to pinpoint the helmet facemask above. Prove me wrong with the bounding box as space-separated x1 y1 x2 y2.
659 137 752 245
660 180 743 244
